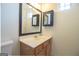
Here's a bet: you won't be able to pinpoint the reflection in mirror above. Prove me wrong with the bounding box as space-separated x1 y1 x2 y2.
44 14 48 25
43 10 54 26
19 3 42 36
32 14 39 26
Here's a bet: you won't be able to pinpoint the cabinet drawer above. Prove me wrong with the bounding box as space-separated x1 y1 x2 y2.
35 44 43 54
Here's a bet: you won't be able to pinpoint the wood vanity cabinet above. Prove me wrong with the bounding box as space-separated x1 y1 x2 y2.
20 39 52 56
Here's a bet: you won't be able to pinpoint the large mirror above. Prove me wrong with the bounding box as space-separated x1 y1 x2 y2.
19 3 42 36
43 10 54 26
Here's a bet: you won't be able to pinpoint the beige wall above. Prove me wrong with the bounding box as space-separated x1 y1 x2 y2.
55 3 79 55
42 3 79 55
41 3 57 12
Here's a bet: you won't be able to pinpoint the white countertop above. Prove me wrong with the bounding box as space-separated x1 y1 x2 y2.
20 34 52 48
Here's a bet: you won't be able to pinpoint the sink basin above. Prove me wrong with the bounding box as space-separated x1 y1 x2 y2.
33 35 44 40
34 34 43 38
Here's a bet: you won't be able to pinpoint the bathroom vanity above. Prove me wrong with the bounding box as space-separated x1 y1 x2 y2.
20 35 52 56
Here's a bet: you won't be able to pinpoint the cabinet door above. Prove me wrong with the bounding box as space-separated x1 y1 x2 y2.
20 42 34 56
37 49 46 56
44 39 51 56
46 44 51 56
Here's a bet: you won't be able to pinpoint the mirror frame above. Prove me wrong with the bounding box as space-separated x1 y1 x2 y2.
43 10 54 26
19 3 42 36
